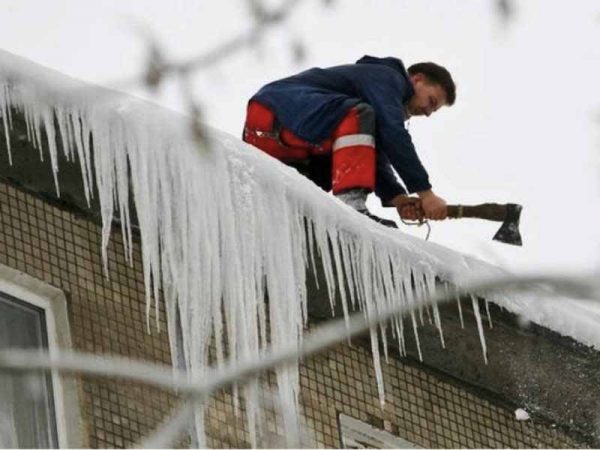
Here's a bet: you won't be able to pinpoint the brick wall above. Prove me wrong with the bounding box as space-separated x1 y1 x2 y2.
0 179 585 448
0 180 175 448
204 331 582 448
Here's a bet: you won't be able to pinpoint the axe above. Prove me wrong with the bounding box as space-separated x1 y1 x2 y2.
446 203 523 246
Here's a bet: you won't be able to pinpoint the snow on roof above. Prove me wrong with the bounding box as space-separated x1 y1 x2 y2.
1 48 597 445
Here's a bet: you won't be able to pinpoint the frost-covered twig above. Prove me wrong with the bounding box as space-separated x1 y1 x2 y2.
177 0 304 74
1 272 597 447
2 274 595 395
496 0 515 24
138 400 197 449
192 272 600 395
0 349 184 391
110 0 306 92
105 0 310 149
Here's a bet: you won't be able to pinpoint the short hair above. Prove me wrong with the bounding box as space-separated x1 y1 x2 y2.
407 62 456 106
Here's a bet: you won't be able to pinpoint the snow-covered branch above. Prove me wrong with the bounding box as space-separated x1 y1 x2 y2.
110 0 309 94
1 273 597 447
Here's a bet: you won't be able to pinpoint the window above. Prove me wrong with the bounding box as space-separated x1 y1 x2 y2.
0 264 83 448
0 293 58 448
338 413 420 449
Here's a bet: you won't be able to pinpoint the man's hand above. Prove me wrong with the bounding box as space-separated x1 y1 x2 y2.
418 190 447 220
391 194 423 221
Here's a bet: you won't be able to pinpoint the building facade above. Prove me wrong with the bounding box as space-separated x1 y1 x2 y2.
0 53 597 447
0 172 589 448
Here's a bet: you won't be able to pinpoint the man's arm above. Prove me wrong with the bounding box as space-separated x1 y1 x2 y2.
377 110 448 219
374 151 407 205
375 153 427 221
377 111 432 194
379 125 446 220
364 75 447 220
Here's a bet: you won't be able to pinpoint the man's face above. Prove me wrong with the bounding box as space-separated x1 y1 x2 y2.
406 73 448 118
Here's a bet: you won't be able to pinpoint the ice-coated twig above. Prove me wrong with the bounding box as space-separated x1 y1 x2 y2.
1 272 597 395
108 0 306 91
0 349 185 391
496 0 515 24
194 273 600 395
137 400 197 448
0 273 598 448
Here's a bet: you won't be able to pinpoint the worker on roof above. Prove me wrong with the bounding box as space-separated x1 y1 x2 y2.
242 55 455 227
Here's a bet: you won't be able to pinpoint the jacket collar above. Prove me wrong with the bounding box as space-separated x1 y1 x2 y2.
356 55 414 102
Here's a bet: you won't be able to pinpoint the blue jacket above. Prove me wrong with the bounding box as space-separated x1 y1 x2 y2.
252 55 432 204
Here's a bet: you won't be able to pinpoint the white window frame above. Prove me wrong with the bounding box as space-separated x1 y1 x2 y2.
0 264 84 448
338 413 420 449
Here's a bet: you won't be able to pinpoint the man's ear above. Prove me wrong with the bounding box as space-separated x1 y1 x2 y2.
410 73 424 84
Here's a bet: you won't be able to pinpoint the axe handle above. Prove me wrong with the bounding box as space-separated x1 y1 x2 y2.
446 203 507 222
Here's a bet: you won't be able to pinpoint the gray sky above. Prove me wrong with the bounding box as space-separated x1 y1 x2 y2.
1 0 599 274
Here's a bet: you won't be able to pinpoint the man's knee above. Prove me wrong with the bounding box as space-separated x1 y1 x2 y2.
331 102 376 194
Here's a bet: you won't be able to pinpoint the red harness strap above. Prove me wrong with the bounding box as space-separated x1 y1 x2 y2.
243 101 318 161
243 100 375 193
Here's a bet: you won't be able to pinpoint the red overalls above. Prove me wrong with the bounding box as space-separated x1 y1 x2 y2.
242 100 376 194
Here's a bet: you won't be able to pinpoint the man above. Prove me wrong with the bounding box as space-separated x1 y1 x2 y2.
242 55 455 227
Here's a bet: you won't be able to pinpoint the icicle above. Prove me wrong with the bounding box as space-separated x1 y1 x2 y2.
410 311 423 361
305 219 320 290
354 243 385 407
193 406 206 449
72 111 95 205
392 262 412 355
56 110 73 163
403 270 423 361
370 327 386 407
314 225 338 315
485 299 493 328
393 318 402 356
455 285 465 329
411 271 432 326
425 273 445 349
0 51 520 447
244 381 259 448
470 295 488 364
415 274 426 326
68 111 87 200
29 102 43 158
41 106 61 196
23 107 37 156
380 323 389 364
0 84 13 165
331 234 352 332
421 276 433 326
348 240 364 311
397 317 406 356
5 85 13 130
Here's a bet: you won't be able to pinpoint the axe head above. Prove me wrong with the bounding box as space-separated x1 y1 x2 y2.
493 203 523 246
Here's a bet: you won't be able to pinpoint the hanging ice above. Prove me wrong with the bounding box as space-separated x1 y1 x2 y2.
0 49 523 446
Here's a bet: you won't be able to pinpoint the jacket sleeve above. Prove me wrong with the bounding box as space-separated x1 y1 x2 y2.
359 70 432 195
375 152 407 206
